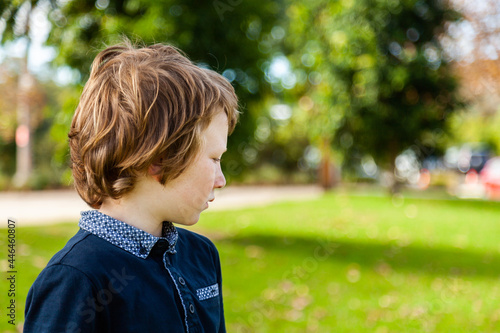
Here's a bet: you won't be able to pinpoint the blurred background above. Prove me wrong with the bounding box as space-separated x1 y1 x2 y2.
0 0 500 197
2 0 500 332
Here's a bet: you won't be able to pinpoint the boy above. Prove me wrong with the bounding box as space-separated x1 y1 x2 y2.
24 40 239 332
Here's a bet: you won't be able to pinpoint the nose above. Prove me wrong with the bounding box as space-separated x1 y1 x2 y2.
214 163 226 189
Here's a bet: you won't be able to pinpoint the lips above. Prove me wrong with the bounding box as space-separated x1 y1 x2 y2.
203 198 214 210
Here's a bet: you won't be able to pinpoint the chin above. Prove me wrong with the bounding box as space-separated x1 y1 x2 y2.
176 215 201 226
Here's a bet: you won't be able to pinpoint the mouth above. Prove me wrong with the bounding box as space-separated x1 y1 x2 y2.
204 198 215 210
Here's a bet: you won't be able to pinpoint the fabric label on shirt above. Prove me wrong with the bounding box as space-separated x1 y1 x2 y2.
196 283 219 301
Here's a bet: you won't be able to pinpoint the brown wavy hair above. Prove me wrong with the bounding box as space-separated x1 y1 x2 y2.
68 41 239 208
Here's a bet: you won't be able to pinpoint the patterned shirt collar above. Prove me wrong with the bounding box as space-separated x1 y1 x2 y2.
79 210 178 259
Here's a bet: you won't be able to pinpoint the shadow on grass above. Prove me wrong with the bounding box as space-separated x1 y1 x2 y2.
218 234 500 278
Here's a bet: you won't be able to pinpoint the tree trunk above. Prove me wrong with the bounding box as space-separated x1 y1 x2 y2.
13 6 33 188
318 137 337 190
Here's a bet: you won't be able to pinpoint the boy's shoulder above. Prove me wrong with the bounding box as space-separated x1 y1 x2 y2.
45 229 135 276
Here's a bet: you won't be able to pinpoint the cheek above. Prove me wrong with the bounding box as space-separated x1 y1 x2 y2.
194 160 217 189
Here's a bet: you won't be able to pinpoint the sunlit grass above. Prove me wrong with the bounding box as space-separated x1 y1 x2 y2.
199 193 500 332
1 192 500 332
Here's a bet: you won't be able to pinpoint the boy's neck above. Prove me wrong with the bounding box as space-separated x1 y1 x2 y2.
98 176 170 237
99 203 164 237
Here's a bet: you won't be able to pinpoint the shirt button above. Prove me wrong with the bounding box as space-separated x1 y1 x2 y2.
189 303 195 313
156 239 169 250
178 277 185 285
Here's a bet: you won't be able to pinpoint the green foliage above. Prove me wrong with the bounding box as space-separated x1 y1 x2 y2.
448 108 500 154
0 0 29 42
2 193 500 331
283 0 462 172
0 1 59 43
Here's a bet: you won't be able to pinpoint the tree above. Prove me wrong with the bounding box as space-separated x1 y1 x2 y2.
282 0 461 189
0 0 57 187
0 56 64 189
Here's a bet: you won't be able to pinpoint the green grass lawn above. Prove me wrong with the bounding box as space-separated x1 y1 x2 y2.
2 192 500 332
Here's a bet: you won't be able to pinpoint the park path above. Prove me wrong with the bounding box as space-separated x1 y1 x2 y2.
0 185 323 227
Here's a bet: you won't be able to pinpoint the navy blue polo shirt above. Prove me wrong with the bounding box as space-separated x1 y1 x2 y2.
24 210 226 333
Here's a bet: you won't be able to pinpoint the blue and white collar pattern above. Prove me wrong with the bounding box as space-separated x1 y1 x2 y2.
79 210 178 259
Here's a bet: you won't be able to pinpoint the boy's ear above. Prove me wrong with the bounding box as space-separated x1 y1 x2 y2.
148 164 162 182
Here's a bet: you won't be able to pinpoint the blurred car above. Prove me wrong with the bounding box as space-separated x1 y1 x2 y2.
445 143 491 173
480 157 500 200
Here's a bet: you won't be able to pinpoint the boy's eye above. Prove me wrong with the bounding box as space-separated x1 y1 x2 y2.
213 158 221 163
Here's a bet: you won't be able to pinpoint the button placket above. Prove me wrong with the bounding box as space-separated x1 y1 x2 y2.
164 267 190 332
179 276 186 285
167 267 200 330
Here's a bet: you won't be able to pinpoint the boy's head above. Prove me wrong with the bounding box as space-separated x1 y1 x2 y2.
69 41 239 209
